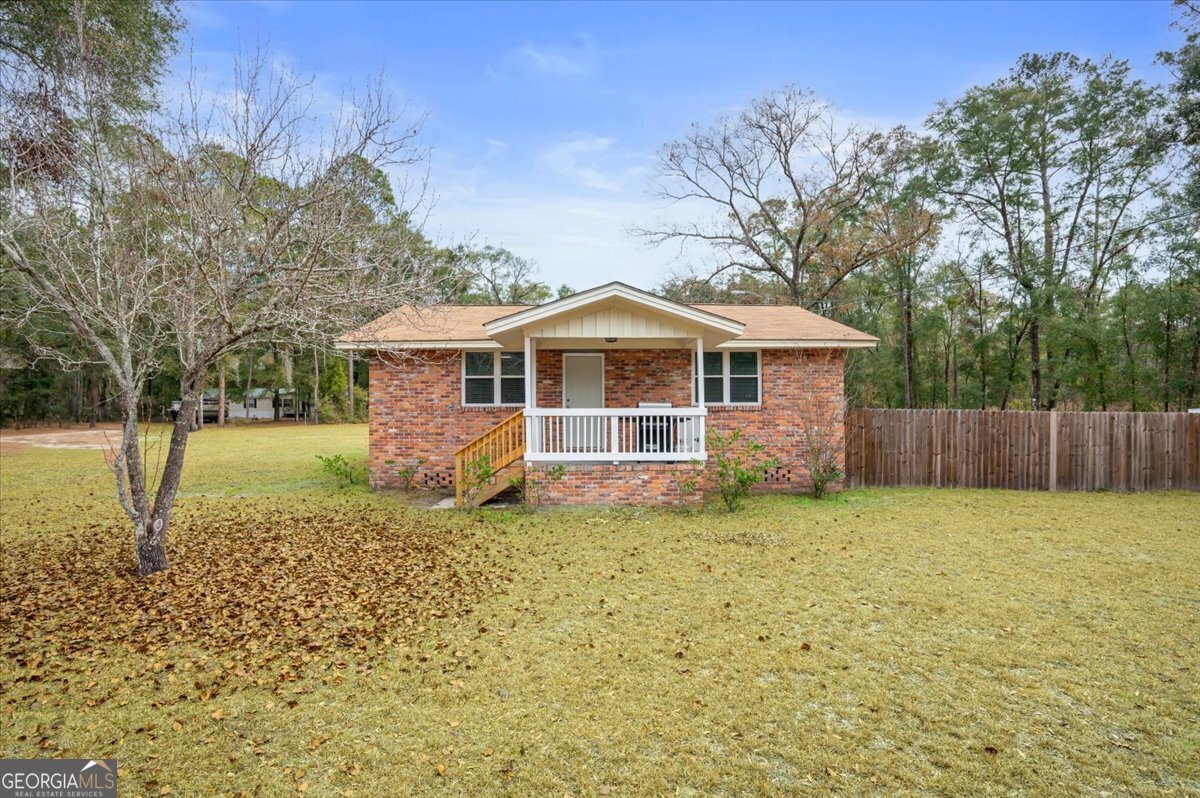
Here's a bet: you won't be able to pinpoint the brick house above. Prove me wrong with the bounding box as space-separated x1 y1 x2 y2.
339 282 876 506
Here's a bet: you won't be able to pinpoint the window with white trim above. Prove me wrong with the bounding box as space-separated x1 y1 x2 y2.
463 351 526 406
695 350 760 405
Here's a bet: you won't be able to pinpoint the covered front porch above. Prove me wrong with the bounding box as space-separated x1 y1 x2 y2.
452 284 749 505
482 285 749 465
520 344 711 462
453 344 713 507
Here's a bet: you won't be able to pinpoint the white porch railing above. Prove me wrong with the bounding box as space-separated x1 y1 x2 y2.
524 407 707 462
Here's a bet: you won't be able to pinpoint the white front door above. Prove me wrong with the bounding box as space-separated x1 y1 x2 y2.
563 353 604 451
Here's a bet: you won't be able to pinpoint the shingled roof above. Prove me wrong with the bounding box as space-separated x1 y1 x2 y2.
339 285 876 349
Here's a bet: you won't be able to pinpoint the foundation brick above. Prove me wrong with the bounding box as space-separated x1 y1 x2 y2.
530 462 705 507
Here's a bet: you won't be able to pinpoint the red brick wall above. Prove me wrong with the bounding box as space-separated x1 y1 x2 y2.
531 462 705 507
368 351 515 489
705 349 845 491
533 348 692 408
368 347 845 495
534 350 562 408
603 349 692 407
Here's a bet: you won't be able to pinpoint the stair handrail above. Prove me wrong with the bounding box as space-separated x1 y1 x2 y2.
454 409 525 506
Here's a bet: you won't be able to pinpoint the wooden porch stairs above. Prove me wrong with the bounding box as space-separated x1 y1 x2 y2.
454 409 525 508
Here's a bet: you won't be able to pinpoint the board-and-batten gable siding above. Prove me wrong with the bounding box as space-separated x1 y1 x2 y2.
525 305 704 340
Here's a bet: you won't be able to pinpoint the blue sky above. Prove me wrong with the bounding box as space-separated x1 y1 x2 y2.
181 0 1179 291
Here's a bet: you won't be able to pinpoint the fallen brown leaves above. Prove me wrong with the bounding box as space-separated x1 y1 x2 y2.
0 500 508 704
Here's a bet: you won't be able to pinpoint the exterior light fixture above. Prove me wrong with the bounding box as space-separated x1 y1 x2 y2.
605 337 618 343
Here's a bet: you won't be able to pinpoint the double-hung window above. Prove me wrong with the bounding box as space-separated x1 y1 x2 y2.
695 351 760 405
463 351 526 406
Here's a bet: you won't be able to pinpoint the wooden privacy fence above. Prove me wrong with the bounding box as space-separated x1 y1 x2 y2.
845 409 1200 491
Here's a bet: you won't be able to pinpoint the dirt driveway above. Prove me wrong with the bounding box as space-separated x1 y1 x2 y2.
0 424 124 453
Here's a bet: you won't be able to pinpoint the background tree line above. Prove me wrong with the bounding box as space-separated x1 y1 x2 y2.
0 0 564 572
0 238 562 426
652 2 1199 412
0 0 561 427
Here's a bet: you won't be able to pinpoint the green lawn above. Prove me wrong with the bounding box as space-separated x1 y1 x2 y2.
2 423 1198 796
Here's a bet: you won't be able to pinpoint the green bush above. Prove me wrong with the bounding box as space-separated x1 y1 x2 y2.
385 457 426 490
461 453 494 509
316 453 365 487
706 428 780 512
809 461 843 499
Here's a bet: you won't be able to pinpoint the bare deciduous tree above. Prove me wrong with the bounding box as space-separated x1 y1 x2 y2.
638 86 934 309
2 29 437 574
449 244 552 304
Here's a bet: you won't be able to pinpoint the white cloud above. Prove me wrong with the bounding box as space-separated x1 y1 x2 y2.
537 134 657 194
506 37 597 78
485 139 509 157
540 135 622 192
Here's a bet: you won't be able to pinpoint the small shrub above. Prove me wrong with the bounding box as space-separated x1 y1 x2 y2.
316 453 365 487
706 428 780 512
461 453 494 509
386 457 426 490
809 462 844 499
513 464 566 512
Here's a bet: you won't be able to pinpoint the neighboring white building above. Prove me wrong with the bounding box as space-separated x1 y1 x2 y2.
206 387 300 421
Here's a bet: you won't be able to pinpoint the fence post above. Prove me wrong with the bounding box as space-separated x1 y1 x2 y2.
1048 409 1058 492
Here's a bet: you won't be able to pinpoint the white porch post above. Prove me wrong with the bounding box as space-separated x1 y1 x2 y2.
524 335 534 408
524 335 536 455
528 337 537 408
695 337 705 406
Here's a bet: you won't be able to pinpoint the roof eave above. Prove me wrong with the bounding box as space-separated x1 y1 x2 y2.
334 339 502 351
483 281 745 336
716 338 879 350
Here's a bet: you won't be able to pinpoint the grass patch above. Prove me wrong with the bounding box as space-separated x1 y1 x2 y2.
2 424 1198 795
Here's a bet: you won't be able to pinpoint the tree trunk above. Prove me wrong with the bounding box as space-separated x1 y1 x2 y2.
347 351 355 417
218 366 226 427
951 339 958 405
1029 315 1042 411
1189 324 1200 409
137 391 200 576
273 388 281 422
245 351 254 420
942 333 950 409
136 522 170 575
88 371 100 428
1162 303 1173 412
112 386 167 576
901 284 914 409
1046 344 1063 410
312 349 320 425
72 370 82 423
1000 325 1027 412
1122 312 1138 411
1037 149 1054 413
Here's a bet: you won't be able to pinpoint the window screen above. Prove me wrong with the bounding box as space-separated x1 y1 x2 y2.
463 352 526 405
